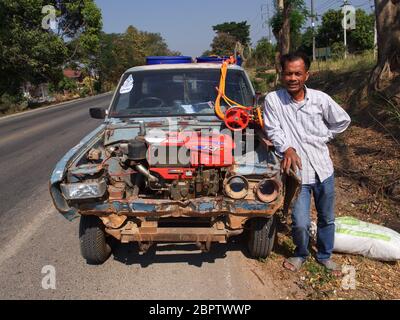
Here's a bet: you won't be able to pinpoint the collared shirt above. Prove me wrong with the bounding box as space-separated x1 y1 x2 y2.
263 86 351 184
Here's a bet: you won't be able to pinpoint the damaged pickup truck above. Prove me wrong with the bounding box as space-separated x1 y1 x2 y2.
50 58 299 264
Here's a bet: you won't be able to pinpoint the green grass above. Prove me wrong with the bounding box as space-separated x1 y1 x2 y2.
311 50 376 74
304 259 336 287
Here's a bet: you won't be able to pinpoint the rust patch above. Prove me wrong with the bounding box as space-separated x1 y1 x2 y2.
227 215 248 229
100 214 127 229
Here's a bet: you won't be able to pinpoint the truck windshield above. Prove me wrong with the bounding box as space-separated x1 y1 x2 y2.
109 68 254 117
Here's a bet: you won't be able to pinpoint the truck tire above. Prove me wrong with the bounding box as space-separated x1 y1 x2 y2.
247 216 277 259
79 215 111 265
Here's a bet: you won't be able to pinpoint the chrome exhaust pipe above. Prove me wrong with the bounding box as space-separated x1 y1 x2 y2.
135 164 159 183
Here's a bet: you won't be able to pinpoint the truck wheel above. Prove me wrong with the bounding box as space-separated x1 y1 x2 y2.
247 216 277 259
79 215 111 265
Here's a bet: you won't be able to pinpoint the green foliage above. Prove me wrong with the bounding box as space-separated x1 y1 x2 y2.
79 86 90 98
246 38 276 68
96 26 179 87
212 21 250 46
210 32 237 56
58 77 78 92
0 0 102 98
316 9 375 53
270 0 308 51
297 27 314 56
253 38 276 66
331 42 346 60
0 93 27 114
93 79 102 93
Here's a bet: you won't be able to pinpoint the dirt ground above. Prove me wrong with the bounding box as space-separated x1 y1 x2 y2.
257 67 400 300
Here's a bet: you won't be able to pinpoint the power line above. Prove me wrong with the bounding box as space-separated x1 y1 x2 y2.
317 0 341 13
261 0 273 43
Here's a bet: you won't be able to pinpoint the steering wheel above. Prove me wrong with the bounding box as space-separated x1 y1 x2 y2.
135 97 165 109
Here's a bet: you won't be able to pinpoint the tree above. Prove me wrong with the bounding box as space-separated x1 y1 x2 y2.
96 27 179 88
271 0 307 55
316 9 374 53
252 38 276 66
212 21 250 46
0 0 102 97
369 0 400 102
297 27 314 56
210 32 237 56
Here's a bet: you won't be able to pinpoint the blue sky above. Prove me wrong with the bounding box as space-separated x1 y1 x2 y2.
95 0 374 57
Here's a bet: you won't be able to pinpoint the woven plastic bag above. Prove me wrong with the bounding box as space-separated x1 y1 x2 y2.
333 216 400 261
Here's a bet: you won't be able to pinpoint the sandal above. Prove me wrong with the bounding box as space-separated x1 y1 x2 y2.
283 257 305 272
317 259 342 277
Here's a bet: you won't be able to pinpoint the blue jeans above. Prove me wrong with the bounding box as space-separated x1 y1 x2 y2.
291 174 335 262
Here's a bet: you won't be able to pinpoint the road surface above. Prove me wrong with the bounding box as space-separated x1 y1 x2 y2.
0 95 291 299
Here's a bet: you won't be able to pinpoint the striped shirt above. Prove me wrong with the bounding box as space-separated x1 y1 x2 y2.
263 86 351 184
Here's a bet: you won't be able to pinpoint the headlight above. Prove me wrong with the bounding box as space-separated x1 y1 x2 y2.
60 179 107 200
224 175 249 199
256 179 280 203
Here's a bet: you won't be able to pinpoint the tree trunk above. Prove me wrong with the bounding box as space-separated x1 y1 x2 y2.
280 1 291 55
369 0 400 102
274 0 292 84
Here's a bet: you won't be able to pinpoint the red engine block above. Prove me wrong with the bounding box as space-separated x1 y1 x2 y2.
147 131 235 180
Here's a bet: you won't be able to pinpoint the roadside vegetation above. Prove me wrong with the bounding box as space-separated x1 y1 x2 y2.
0 0 179 117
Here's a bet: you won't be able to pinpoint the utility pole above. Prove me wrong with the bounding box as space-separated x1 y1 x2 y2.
342 0 349 59
261 1 272 43
311 0 316 61
267 1 272 43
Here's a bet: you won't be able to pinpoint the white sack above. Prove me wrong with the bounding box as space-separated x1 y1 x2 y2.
333 216 400 261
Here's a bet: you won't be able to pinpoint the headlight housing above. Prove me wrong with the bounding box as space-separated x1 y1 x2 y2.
60 179 107 200
224 175 249 199
256 178 281 203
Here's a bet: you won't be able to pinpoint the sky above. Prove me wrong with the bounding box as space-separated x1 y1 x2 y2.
95 0 374 57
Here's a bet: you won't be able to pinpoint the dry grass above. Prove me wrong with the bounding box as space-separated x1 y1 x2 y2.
310 51 376 74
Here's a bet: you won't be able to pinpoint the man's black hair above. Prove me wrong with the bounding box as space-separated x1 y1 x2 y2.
280 51 311 72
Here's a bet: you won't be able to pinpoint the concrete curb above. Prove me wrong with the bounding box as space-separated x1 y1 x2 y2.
0 92 113 122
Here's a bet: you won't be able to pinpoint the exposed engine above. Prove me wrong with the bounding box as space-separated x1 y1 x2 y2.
101 130 234 201
63 125 282 205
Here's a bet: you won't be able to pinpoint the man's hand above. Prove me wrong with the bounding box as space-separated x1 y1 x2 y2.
281 147 302 175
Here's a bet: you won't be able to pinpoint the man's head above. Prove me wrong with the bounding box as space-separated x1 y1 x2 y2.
280 52 311 95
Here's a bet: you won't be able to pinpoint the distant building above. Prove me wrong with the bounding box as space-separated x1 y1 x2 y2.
63 68 83 82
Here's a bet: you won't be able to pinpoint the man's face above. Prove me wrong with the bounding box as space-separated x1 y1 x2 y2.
281 59 309 94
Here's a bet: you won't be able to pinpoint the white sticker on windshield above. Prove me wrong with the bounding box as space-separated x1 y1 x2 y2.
181 105 195 113
119 75 134 94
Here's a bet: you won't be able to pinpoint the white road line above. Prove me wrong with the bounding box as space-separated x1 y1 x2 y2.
0 202 55 266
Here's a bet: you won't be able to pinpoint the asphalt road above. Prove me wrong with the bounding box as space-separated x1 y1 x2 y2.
0 95 292 300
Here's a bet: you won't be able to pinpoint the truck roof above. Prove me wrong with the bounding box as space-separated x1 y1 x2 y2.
124 63 244 74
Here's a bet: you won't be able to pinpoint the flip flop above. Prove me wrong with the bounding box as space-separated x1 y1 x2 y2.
283 257 305 272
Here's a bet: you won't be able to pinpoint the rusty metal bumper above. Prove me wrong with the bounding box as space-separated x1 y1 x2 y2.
77 196 283 217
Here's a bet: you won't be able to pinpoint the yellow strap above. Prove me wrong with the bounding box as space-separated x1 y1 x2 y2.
214 56 263 127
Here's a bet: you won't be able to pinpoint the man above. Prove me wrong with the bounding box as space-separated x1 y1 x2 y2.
263 52 351 273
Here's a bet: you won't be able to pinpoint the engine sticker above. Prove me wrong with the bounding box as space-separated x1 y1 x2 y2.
119 74 134 94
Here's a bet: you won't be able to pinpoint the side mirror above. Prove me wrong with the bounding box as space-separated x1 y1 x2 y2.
89 108 106 119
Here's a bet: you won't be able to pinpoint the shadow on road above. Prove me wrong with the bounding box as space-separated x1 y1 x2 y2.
110 234 251 267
